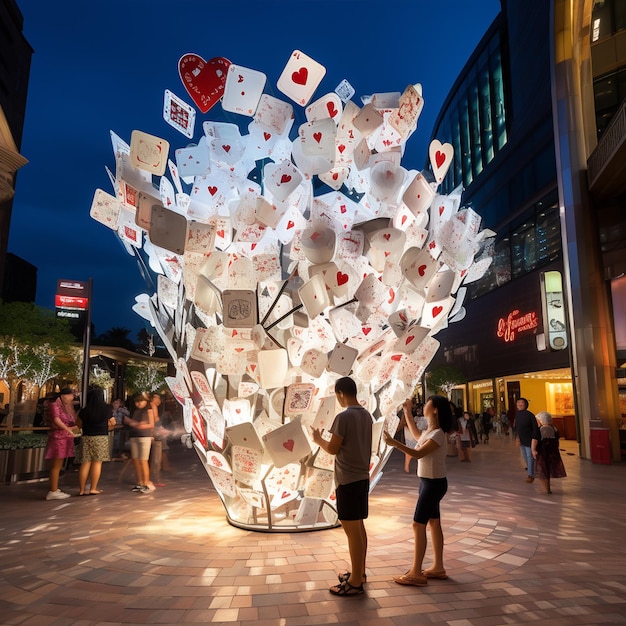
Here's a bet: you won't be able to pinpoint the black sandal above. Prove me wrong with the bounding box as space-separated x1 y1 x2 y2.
329 580 364 596
338 571 367 583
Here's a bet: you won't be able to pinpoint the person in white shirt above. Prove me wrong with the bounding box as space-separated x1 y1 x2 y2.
383 395 456 586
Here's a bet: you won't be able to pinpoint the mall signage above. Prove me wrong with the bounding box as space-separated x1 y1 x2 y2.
496 309 539 342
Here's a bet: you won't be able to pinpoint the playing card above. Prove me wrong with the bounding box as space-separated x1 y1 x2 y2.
326 342 358 376
389 83 424 139
402 172 436 217
303 468 334 499
222 64 267 116
90 188 120 230
306 92 343 123
129 130 169 176
298 274 330 319
335 78 355 103
400 247 440 292
299 348 329 378
226 421 263 450
277 50 326 106
284 383 316 415
175 144 210 178
262 416 312 468
353 103 384 138
149 204 187 255
231 445 263 485
299 117 337 159
254 94 295 135
264 160 302 201
163 89 196 139
257 349 288 389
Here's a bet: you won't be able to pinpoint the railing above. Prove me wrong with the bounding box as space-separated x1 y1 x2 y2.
587 99 626 188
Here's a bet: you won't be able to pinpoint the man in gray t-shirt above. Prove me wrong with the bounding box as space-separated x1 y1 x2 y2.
312 376 372 596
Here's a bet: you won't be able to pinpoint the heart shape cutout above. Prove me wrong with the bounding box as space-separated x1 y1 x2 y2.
178 54 230 113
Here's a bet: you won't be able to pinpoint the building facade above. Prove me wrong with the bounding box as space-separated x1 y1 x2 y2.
429 0 625 461
0 0 32 297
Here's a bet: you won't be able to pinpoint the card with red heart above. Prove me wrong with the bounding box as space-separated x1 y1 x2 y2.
262 416 312 468
277 50 326 106
306 92 343 124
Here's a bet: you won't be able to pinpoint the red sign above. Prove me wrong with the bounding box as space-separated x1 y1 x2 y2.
496 309 539 342
55 294 88 310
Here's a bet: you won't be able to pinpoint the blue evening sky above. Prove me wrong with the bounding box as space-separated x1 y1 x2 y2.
9 0 501 338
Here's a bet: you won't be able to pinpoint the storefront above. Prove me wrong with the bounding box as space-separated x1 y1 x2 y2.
433 261 577 438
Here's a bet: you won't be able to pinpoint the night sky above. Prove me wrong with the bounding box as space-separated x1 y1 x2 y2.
9 0 501 339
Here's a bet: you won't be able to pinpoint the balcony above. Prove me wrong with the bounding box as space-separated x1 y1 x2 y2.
588 99 626 199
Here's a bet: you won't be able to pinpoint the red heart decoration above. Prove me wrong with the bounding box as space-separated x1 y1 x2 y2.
208 186 218 196
439 205 445 216
338 144 346 154
327 102 338 117
336 271 349 286
432 305 444 317
390 354 402 362
429 241 436 249
283 439 295 452
264 131 272 141
362 327 372 335
280 174 292 184
388 289 395 304
211 456 223 467
217 229 225 238
435 150 446 168
332 172 339 180
292 67 308 85
383 233 391 241
401 215 407 225
287 220 295 229
313 132 322 143
178 54 230 113
222 144 231 153
406 335 415 345
340 205 347 214
418 264 427 276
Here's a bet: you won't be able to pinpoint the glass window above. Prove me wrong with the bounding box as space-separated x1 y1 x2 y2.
458 96 472 188
592 0 614 40
478 58 494 165
490 47 507 151
511 220 537 276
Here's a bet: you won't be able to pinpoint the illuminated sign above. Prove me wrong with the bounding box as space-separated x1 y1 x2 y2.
55 294 88 310
496 309 539 342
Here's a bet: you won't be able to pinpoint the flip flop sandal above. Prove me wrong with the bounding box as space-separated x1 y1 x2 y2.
423 569 448 579
329 580 364 596
393 573 428 586
338 571 367 583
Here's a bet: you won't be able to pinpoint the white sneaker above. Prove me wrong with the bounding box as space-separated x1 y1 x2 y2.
46 489 71 500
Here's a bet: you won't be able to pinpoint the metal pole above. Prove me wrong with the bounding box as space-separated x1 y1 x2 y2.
81 278 93 408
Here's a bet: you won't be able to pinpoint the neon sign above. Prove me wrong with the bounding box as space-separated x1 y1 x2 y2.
497 309 538 342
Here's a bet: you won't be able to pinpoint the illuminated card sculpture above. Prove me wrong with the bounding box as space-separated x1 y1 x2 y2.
90 50 495 531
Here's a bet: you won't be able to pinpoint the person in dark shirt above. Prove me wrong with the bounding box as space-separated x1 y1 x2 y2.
515 398 540 483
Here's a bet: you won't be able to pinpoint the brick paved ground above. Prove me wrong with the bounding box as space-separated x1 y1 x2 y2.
1 434 625 625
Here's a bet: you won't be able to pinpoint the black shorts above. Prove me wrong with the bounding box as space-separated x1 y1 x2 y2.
414 477 448 524
336 479 369 521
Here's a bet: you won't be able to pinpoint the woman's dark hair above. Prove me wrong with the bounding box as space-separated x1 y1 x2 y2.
429 395 455 433
80 387 108 422
335 376 357 396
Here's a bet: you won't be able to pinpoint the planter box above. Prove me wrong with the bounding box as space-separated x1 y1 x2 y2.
4 447 50 484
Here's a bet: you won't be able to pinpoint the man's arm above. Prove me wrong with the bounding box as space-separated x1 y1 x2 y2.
312 428 343 456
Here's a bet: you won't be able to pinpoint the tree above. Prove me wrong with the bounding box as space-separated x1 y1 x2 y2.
0 301 77 428
95 326 135 351
426 365 467 398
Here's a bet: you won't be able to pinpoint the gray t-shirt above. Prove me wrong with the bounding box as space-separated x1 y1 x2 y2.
329 405 373 486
